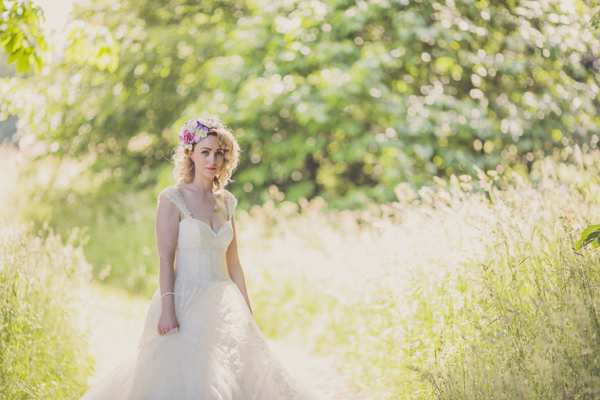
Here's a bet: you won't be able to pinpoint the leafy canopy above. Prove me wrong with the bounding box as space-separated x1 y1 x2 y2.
3 0 600 208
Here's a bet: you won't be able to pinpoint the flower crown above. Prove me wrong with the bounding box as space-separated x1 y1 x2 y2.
178 118 217 150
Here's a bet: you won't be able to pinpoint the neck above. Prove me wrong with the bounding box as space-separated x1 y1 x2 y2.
191 175 214 193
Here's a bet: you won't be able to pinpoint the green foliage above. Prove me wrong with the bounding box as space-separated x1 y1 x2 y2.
576 224 600 249
63 21 120 73
4 0 600 208
17 183 160 296
80 190 159 296
0 0 120 76
0 224 95 399
0 0 48 74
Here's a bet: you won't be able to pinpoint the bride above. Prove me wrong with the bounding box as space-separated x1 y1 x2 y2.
81 117 320 399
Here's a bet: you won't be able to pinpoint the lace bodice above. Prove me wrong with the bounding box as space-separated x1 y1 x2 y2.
157 186 238 283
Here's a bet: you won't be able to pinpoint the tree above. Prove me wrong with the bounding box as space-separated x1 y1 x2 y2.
4 0 600 208
0 0 119 75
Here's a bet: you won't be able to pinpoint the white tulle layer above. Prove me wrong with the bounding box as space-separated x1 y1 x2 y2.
81 280 319 400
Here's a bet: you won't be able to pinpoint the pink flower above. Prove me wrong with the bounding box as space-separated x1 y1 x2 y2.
182 131 195 145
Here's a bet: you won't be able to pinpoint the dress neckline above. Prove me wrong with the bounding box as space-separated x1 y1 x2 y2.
182 218 232 236
174 187 231 235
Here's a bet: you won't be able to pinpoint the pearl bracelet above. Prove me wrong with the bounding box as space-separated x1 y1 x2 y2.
161 292 175 298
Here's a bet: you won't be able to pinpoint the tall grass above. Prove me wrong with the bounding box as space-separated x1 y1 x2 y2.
0 145 95 398
0 223 95 399
240 158 600 398
430 172 600 398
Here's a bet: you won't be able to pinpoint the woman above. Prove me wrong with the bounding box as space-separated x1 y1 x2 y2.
81 117 320 399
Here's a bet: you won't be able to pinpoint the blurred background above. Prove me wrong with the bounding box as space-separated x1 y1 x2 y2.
2 0 600 398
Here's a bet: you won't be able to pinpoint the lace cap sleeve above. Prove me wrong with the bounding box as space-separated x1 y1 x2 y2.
224 189 238 218
157 186 191 218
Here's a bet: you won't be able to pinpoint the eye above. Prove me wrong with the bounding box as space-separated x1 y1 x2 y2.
216 151 224 156
202 150 209 155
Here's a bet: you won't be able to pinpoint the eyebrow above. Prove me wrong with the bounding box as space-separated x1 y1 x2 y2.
200 147 223 150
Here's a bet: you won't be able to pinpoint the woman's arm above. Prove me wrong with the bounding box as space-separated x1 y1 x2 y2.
226 215 253 315
155 194 181 334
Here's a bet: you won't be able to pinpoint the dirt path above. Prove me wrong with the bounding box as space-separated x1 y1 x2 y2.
78 282 366 400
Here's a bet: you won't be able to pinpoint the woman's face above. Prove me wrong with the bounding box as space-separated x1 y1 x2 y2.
189 134 225 180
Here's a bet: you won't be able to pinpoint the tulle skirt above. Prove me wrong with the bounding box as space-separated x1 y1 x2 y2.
81 280 319 400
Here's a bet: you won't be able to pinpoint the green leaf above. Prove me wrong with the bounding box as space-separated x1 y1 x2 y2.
16 53 30 73
576 225 600 250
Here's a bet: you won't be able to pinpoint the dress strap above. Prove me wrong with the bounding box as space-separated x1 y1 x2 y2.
157 187 192 219
223 189 237 220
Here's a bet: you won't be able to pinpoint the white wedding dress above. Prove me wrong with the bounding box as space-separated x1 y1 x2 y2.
81 186 320 400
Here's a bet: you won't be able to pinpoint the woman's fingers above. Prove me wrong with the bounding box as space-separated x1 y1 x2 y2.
157 327 179 336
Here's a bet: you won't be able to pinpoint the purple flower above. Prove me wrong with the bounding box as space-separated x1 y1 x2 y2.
197 121 210 132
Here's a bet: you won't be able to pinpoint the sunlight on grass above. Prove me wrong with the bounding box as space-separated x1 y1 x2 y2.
3 143 600 398
240 158 600 398
0 220 95 397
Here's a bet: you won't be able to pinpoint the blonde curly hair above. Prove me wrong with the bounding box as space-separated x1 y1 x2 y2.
172 119 240 191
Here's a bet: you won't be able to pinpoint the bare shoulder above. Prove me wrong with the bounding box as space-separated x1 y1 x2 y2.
172 183 188 193
171 183 195 201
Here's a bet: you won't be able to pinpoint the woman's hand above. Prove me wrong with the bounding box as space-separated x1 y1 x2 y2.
157 309 180 336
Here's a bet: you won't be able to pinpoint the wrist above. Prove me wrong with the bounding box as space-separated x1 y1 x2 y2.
161 297 175 311
161 304 176 313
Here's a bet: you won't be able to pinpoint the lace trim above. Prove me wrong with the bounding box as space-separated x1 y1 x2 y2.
159 186 237 220
158 187 191 218
223 189 237 220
